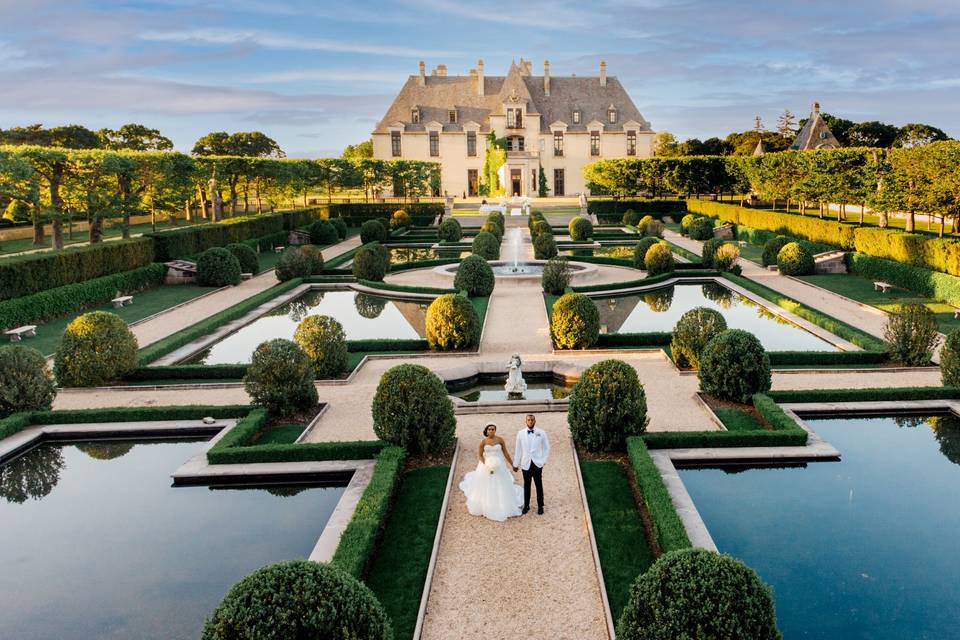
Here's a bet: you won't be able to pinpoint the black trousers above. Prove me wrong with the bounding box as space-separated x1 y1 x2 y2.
522 462 544 509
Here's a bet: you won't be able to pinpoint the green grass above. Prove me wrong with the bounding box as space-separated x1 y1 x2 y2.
798 273 960 333
252 423 304 445
580 459 654 622
737 242 765 265
365 466 449 639
713 407 764 431
0 219 206 257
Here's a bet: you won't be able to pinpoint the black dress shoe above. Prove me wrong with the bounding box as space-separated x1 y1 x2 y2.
522 506 530 515
537 506 544 515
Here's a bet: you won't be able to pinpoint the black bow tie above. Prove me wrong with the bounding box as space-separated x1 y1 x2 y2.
527 429 535 434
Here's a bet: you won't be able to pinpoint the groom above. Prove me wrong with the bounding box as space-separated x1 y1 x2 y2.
513 414 550 515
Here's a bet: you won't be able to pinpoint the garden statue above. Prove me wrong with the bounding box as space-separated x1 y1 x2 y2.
505 353 527 397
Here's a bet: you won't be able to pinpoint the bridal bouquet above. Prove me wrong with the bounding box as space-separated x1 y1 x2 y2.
485 457 501 475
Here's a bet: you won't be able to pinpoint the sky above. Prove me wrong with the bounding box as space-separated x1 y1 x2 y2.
0 0 957 157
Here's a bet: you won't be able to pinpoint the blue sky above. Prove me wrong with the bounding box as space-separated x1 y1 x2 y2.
0 0 957 156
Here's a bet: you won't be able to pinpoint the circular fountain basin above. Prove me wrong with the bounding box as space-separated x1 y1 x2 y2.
435 260 596 283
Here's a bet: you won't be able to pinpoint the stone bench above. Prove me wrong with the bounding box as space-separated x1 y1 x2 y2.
5 325 37 342
274 245 286 253
241 272 253 281
111 295 133 308
874 281 894 293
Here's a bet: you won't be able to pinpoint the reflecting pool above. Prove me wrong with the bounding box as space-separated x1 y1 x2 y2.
0 438 345 640
563 245 634 259
450 381 573 402
679 413 960 639
593 282 835 351
343 247 467 267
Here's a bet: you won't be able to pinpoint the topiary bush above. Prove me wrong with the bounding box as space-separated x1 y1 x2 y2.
300 245 325 275
884 303 939 366
330 216 348 240
293 315 348 378
714 243 740 272
352 242 389 281
360 219 389 244
687 217 715 240
644 242 675 276
54 311 138 387
551 292 599 349
762 235 793 266
533 220 553 238
637 215 655 235
454 254 495 297
645 219 665 238
670 307 728 369
201 560 392 640
542 256 571 295
390 208 410 230
616 548 781 640
776 242 814 276
438 218 462 242
485 213 505 238
698 329 771 402
243 338 318 415
700 238 725 270
568 216 594 241
309 219 339 245
480 220 502 241
568 359 648 451
275 246 313 281
197 247 242 287
622 209 641 226
471 231 500 260
0 345 56 417
371 363 455 454
533 232 558 259
941 329 960 386
226 242 260 275
680 213 697 236
425 293 481 350
633 237 660 269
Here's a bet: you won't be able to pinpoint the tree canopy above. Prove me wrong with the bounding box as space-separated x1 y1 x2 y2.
192 131 284 158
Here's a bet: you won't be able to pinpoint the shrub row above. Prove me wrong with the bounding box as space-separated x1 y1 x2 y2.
124 364 250 381
596 332 673 347
329 203 441 227
846 253 960 307
766 386 960 404
587 199 686 223
0 263 166 330
766 350 889 366
626 437 691 553
734 224 834 255
687 199 854 248
572 269 718 294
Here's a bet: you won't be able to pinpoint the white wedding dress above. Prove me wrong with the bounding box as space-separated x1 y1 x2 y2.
459 443 523 521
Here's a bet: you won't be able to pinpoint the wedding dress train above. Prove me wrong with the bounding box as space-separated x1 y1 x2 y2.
459 443 523 521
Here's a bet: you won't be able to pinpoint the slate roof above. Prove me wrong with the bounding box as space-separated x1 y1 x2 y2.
790 103 840 150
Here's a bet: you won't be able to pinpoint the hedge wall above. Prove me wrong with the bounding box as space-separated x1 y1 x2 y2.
734 225 834 255
687 199 856 249
0 263 165 330
587 199 687 223
847 252 960 306
767 386 960 404
626 437 691 553
0 238 154 301
329 203 442 227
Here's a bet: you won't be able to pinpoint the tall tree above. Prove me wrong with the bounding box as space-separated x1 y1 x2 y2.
342 140 373 159
98 124 173 151
776 110 796 138
652 131 680 157
848 121 899 148
896 123 950 148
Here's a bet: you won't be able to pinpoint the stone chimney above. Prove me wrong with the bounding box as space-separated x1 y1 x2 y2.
544 60 551 96
436 64 447 77
600 60 607 87
477 59 484 96
418 61 425 85
813 101 821 114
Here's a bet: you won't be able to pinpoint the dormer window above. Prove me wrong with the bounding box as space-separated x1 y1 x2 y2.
608 107 617 124
411 108 420 123
448 109 458 124
507 108 522 129
572 110 581 124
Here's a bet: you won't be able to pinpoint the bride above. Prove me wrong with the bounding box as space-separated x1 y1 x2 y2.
459 423 523 521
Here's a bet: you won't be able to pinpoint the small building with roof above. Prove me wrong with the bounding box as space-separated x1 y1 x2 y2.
790 102 840 150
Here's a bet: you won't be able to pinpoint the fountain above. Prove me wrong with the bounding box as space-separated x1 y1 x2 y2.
504 353 527 398
492 228 543 276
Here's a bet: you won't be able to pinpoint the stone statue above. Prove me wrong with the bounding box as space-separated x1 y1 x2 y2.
505 353 527 396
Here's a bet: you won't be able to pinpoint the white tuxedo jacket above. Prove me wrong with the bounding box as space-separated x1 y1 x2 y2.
514 427 550 470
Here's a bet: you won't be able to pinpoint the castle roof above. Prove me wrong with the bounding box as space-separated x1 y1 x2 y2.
790 102 840 150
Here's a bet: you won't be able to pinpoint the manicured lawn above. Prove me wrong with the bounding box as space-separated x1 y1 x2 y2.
714 407 764 431
252 423 304 445
580 459 654 622
737 242 765 265
366 465 449 639
799 273 960 333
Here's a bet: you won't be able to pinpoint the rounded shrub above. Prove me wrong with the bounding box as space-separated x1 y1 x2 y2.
330 216 348 240
670 307 728 369
480 220 503 241
551 292 599 349
528 211 545 232
226 242 259 275
884 303 939 366
308 219 339 245
360 218 389 244
568 216 594 241
390 208 410 229
485 213 505 237
354 292 387 319
541 256 571 295
637 215 655 234
700 237 725 270
54 311 138 387
0 345 56 417
243 338 317 415
201 560 392 640
941 330 960 386
687 216 715 240
533 232 558 259
352 242 389 281
762 235 793 266
633 237 660 269
471 231 500 260
425 293 480 351
680 213 697 235
644 242 675 276
454 254 495 297
275 246 313 281
616 548 781 640
533 220 553 238
293 315 348 378
568 359 648 451
622 209 641 226
644 219 665 238
371 363 455 454
300 245 324 275
776 242 815 276
438 217 462 242
698 329 771 402
714 243 740 272
197 247 242 287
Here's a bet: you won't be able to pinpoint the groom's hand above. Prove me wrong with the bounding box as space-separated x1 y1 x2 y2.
513 466 518 472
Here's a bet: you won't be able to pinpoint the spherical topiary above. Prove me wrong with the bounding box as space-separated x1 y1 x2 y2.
438 217 462 242
471 231 500 260
551 292 600 349
714 243 740 272
637 215 654 234
698 329 771 402
242 338 317 415
633 237 660 270
54 311 138 387
390 208 410 229
293 315 348 378
884 303 939 366
568 216 594 241
622 209 642 226
360 219 389 244
644 242 675 276
533 220 553 238
300 245 325 275
528 211 545 232
645 219 665 238
480 220 503 241
454 254 495 297
616 548 781 640
354 292 387 319
371 364 455 454
680 213 697 235
0 345 56 417
941 329 960 386
533 232 558 259
352 242 389 281
687 217 715 240
670 307 728 369
484 213 505 238
201 560 392 640
776 242 815 276
330 216 348 240
700 237 725 270
425 293 481 351
568 359 648 451
197 247 242 286
762 235 793 266
309 219 339 245
275 246 313 281
226 242 259 275
542 256 571 295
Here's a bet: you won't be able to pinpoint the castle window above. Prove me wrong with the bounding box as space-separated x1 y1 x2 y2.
411 108 420 123
429 131 439 157
467 131 477 156
448 109 458 124
590 131 600 156
507 135 524 152
608 108 617 124
553 131 564 157
391 131 401 157
572 110 581 124
627 130 636 156
507 108 522 128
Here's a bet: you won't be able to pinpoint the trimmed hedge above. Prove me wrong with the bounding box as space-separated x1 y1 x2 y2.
242 339 318 415
569 216 594 241
308 219 339 245
568 359 648 451
471 231 500 260
626 437 691 553
197 247 242 286
454 254 495 296
588 199 685 223
54 311 139 386
0 345 56 418
533 232 558 259
846 252 960 307
698 330 771 403
226 243 260 275
766 386 960 403
776 242 814 276
438 218 462 242
425 293 480 350
330 203 441 227
550 292 600 349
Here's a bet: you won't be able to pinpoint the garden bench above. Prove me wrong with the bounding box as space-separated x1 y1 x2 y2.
5 325 37 342
241 272 253 281
767 265 779 272
873 281 894 293
953 308 960 320
111 295 134 308
274 245 285 253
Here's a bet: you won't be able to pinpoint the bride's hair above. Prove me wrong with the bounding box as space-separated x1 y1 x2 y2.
483 424 497 436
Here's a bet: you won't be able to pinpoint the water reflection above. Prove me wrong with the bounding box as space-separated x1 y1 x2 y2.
0 447 65 504
75 441 136 461
643 288 674 312
452 382 572 403
354 292 387 319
